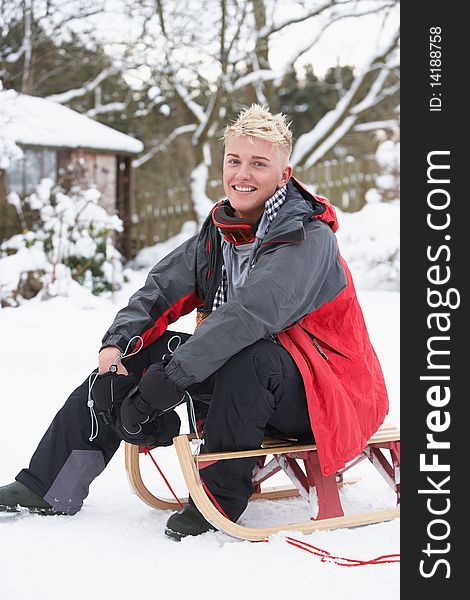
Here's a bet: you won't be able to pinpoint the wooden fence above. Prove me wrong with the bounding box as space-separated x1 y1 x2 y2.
298 156 381 212
131 156 381 254
132 184 197 254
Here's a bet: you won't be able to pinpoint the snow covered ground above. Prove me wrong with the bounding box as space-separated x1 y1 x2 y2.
0 263 399 599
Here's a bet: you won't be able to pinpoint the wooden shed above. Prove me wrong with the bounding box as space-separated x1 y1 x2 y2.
0 91 144 258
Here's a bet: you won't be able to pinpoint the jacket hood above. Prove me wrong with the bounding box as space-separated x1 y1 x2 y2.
290 177 340 233
256 177 339 250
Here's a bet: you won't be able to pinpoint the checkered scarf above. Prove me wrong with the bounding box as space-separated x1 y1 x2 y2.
212 185 288 311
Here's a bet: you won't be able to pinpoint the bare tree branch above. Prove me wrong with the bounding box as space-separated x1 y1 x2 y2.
354 119 399 132
290 27 399 168
285 1 397 67
193 0 228 146
224 0 249 60
45 65 120 103
174 82 206 123
155 0 167 37
86 100 129 118
258 0 352 37
133 124 198 168
230 68 278 91
21 0 33 93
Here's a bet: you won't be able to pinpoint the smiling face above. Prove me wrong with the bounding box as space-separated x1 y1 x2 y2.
223 135 292 222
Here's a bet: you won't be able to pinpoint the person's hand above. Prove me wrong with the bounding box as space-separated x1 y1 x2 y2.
120 362 184 435
98 346 128 375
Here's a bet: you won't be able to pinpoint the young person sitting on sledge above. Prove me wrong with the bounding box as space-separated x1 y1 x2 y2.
0 104 388 540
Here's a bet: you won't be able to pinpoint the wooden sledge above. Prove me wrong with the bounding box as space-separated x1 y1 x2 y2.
125 423 400 540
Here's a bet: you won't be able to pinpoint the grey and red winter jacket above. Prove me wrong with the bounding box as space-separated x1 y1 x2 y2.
101 178 389 475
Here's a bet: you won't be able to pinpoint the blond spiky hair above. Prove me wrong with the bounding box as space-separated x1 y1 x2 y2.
223 104 293 160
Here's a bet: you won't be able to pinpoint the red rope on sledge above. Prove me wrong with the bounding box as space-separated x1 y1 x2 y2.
144 447 184 508
284 536 400 566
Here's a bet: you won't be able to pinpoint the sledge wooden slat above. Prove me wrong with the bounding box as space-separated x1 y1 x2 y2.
250 485 299 501
173 434 400 541
195 444 317 462
260 424 398 448
194 424 400 463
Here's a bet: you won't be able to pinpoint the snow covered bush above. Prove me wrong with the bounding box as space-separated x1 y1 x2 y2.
0 136 23 170
0 179 125 307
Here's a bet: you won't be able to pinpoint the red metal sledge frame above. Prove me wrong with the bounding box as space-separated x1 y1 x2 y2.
196 439 400 522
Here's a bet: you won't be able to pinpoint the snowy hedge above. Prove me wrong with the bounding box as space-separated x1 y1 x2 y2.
0 180 125 307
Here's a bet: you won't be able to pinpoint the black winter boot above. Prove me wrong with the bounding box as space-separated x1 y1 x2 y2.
165 504 216 541
0 481 67 515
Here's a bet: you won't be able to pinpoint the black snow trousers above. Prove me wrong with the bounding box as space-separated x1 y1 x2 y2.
16 330 191 514
195 339 313 522
17 333 312 520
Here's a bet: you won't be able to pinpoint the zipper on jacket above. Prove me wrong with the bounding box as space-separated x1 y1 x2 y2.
312 336 329 361
298 324 330 361
300 324 351 361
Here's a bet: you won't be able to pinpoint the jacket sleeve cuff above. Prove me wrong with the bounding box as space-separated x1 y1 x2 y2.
164 360 196 392
99 334 131 354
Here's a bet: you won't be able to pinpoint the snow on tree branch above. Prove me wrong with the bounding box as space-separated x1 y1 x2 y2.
350 66 391 115
354 119 399 132
45 66 119 104
133 124 198 168
230 68 279 91
290 27 399 168
193 89 219 146
174 82 206 124
86 101 129 118
191 158 214 225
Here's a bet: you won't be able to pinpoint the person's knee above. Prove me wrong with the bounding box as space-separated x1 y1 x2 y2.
218 344 257 378
218 340 278 378
218 340 293 391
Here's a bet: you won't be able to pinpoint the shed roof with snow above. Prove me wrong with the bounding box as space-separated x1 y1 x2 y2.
0 90 143 155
